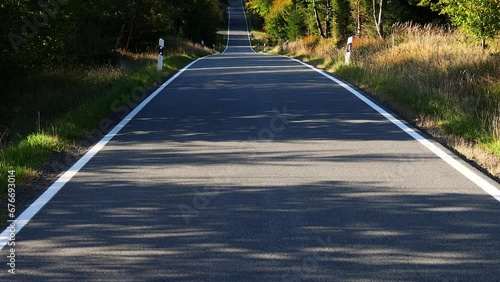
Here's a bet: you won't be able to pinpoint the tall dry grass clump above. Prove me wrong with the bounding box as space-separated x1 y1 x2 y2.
359 23 500 141
284 36 345 69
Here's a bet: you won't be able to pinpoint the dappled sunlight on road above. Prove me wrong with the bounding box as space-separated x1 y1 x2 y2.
2 0 499 281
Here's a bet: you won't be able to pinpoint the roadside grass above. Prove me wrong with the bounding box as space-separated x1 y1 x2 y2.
0 41 210 197
275 23 500 178
486 140 500 155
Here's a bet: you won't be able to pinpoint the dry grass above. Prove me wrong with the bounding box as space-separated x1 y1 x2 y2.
278 23 500 179
358 23 500 140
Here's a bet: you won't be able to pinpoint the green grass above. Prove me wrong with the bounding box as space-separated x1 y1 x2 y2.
486 140 500 155
3 134 65 167
0 50 207 198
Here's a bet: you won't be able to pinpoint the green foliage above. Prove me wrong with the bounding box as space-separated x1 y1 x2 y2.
332 0 351 39
285 6 307 40
0 0 225 73
262 0 294 42
2 133 65 169
419 0 500 40
183 0 225 45
244 0 444 42
266 10 289 42
246 0 274 17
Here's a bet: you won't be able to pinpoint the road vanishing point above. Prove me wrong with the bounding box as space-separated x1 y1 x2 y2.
1 0 500 281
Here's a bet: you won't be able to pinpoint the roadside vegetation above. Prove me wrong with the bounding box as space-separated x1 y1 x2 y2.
0 42 213 198
246 0 500 178
276 27 500 177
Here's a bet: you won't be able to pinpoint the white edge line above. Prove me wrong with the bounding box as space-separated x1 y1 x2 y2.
286 56 500 203
241 0 257 54
0 56 207 250
221 6 231 54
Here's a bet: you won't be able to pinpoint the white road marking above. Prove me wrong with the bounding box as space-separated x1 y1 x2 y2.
288 57 500 203
221 6 231 54
240 0 257 54
0 56 208 251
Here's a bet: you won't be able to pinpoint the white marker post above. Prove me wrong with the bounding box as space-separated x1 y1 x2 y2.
158 38 164 71
345 36 353 65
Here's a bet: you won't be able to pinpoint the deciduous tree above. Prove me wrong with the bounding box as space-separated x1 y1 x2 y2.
373 0 385 38
419 0 500 48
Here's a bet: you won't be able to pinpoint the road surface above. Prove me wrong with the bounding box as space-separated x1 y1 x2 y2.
1 0 500 281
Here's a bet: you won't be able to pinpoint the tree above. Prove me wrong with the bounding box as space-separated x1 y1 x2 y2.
266 10 288 41
419 0 500 48
351 0 367 36
285 5 307 40
312 0 326 38
332 0 351 39
373 0 385 38
182 0 224 45
325 0 333 38
246 0 274 17
0 0 225 85
262 0 294 42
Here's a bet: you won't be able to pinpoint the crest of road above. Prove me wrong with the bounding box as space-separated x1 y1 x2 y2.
1 0 500 281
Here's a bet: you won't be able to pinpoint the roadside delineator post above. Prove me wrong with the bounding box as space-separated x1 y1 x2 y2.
158 38 164 71
345 36 353 65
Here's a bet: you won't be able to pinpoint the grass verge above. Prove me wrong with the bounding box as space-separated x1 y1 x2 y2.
273 24 500 179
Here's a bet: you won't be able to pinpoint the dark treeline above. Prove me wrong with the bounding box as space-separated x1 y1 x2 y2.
0 0 227 81
0 0 228 134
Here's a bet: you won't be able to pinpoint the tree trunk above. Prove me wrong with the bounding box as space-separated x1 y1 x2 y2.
115 24 125 50
325 0 332 38
313 0 326 38
481 38 486 49
373 0 384 39
125 24 133 51
356 1 361 36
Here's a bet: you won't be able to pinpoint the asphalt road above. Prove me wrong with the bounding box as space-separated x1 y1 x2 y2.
1 0 500 281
